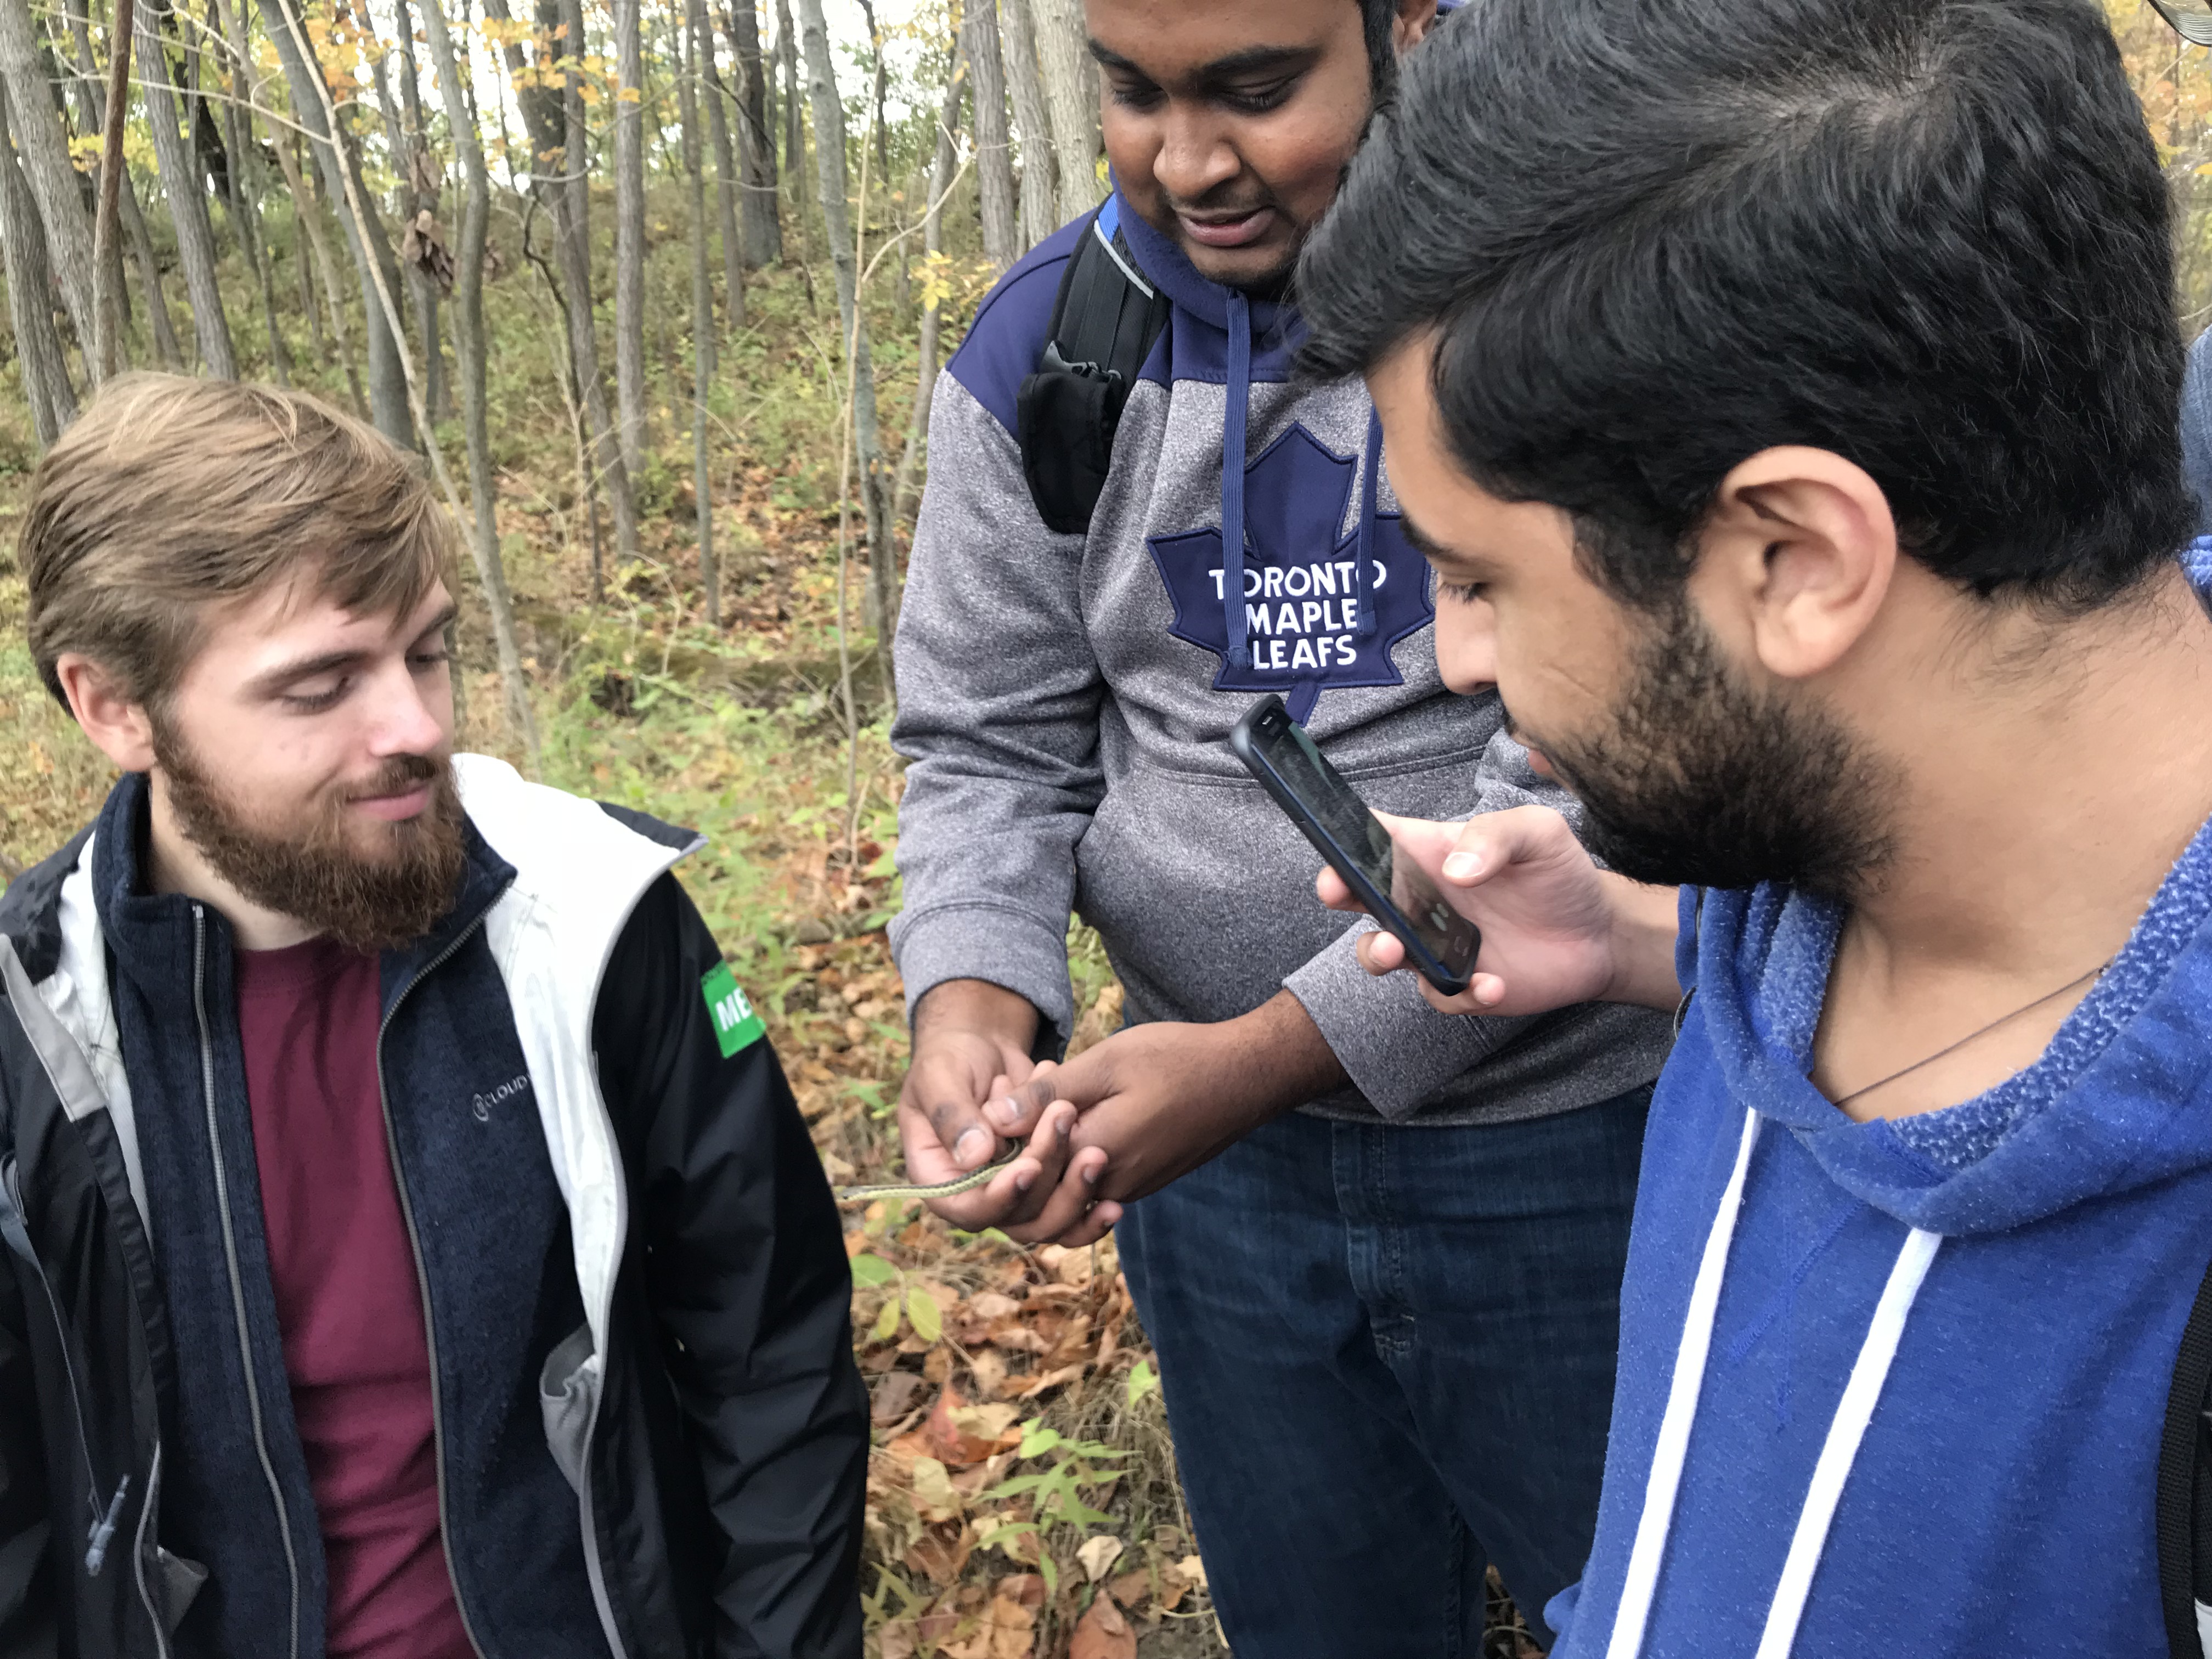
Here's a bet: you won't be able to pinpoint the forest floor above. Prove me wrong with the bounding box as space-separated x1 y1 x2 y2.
0 240 1542 1658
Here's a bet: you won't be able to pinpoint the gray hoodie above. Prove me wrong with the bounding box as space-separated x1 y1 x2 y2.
891 200 1670 1125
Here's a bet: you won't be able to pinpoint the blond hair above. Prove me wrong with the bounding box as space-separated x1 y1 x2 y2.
21 374 453 708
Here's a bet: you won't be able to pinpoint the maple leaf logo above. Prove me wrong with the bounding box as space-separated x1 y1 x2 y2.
1147 422 1434 723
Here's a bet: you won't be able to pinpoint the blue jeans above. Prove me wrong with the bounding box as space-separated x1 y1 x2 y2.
1116 1085 1651 1656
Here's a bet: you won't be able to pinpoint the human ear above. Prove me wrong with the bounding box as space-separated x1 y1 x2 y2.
53 654 157 774
1395 0 1440 52
1688 447 1897 683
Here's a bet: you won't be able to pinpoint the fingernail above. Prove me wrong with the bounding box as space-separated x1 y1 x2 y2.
954 1127 990 1167
1014 1169 1036 1194
986 1097 1022 1130
1057 1112 1073 1143
1444 853 1480 881
1082 1161 1099 1187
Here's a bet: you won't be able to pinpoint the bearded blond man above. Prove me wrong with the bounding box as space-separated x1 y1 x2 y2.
0 376 865 1659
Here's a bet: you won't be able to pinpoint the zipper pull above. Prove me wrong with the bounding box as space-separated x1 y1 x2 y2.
85 1473 129 1575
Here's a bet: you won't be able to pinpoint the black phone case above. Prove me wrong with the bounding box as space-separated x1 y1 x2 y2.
1228 695 1475 997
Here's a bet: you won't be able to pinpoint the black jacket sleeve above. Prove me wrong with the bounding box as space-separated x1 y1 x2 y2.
591 874 867 1659
0 1211 58 1659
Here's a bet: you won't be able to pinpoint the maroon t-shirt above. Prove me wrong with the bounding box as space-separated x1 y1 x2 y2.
234 937 475 1659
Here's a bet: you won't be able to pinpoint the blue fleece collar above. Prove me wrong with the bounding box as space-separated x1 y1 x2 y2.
1687 539 2212 1234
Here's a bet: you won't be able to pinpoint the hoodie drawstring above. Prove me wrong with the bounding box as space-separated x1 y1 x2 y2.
1219 297 1380 697
1352 407 1381 640
1220 290 1253 669
1754 1223 1939 1657
1604 1108 1943 1659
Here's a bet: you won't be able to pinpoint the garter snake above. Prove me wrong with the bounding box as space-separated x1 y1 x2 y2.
835 1144 1022 1206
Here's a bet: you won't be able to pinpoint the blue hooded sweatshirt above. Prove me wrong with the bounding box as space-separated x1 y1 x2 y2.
1549 549 2212 1657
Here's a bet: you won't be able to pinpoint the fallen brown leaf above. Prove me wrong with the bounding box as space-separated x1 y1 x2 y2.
910 1455 962 1523
1068 1591 1135 1659
872 1370 923 1425
1107 1569 1152 1611
968 1349 1009 1399
904 1519 974 1585
1012 1362 1087 1399
941 1582 1037 1659
1077 1534 1125 1583
924 1385 1023 1466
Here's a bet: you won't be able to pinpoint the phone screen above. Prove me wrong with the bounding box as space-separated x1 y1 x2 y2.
1250 714 1481 983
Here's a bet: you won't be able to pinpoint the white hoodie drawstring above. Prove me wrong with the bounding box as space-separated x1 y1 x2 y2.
1754 1224 1941 1656
1604 1107 1944 1659
1605 1109 1764 1659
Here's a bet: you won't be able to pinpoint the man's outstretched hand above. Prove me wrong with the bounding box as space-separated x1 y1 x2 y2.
1318 804 1683 1015
985 990 1345 1248
894 979 1077 1233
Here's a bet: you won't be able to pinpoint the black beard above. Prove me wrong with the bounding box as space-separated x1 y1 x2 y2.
153 732 467 953
1531 602 1895 900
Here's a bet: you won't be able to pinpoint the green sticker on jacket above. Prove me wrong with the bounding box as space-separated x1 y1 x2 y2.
702 961 766 1058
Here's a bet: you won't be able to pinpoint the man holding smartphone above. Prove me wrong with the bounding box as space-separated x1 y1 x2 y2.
888 0 1670 1650
1291 1 2212 1652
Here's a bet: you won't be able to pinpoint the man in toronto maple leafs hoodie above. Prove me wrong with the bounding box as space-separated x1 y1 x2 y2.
885 0 1673 1649
1296 0 2212 1652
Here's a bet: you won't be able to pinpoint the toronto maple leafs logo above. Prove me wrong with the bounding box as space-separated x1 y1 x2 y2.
1147 422 1434 724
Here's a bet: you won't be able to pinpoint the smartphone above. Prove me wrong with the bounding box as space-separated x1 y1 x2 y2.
1229 694 1481 997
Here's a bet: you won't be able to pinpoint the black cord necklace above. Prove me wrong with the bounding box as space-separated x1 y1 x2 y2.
1831 958 2113 1110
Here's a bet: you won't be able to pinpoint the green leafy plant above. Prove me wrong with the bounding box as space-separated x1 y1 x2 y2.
850 1250 944 1344
975 1423 1133 1594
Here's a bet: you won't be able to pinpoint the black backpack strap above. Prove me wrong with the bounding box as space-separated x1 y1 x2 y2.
2157 1246 2212 1656
1015 202 1173 535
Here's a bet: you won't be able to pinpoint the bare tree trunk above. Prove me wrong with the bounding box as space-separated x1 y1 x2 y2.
699 13 744 323
612 0 646 477
0 0 101 365
53 0 122 331
961 0 1017 271
856 0 887 182
558 0 639 565
61 0 187 370
0 80 76 441
205 0 291 383
263 0 410 442
519 195 605 597
269 123 365 411
368 54 431 404
680 0 716 625
725 0 777 266
998 0 1055 250
391 0 445 422
753 0 773 163
1032 0 1101 222
480 0 557 158
893 46 962 522
796 0 894 690
775 0 799 217
419 0 537 754
135 0 236 375
296 203 322 353
87 0 129 381
117 184 181 366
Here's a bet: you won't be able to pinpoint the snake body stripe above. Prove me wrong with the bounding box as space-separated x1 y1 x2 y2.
834 1150 1018 1206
